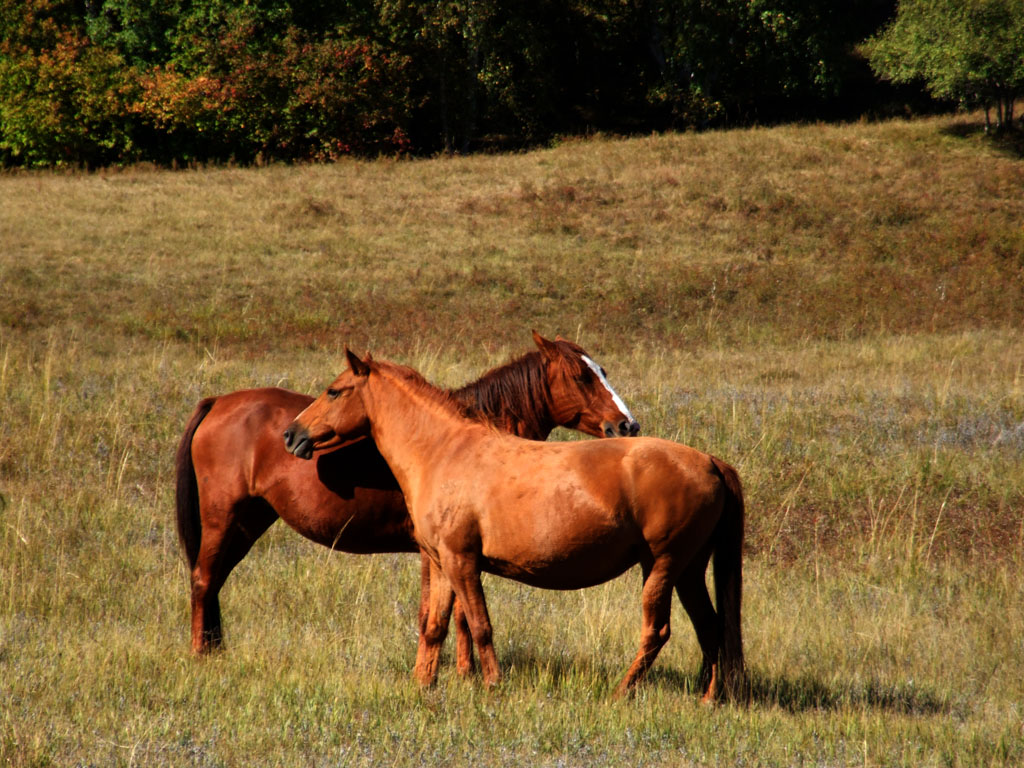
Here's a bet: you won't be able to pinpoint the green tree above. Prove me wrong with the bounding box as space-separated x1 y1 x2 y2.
1 0 412 164
2 0 938 166
0 0 139 166
864 0 1024 131
650 0 895 126
377 0 581 152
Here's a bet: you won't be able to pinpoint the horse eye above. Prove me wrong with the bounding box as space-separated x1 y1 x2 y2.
327 388 341 400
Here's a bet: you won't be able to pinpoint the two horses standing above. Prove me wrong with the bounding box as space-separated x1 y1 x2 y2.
177 332 746 701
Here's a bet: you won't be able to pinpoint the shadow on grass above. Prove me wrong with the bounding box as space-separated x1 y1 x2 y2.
941 120 1024 159
498 650 948 715
744 671 949 715
648 668 949 715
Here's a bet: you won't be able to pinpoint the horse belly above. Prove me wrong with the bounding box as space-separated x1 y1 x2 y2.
247 407 416 553
483 556 637 590
270 484 418 553
465 456 639 589
480 518 639 590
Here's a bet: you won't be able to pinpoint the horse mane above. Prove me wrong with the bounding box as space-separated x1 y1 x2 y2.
369 360 489 426
368 337 591 439
450 351 554 439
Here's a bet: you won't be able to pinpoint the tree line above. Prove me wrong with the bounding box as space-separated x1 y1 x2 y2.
0 0 1020 167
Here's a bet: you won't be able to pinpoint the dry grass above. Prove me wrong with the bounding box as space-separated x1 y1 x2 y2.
3 114 1022 353
1 114 1023 766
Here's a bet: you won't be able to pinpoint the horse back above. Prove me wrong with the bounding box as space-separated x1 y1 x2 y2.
190 387 313 490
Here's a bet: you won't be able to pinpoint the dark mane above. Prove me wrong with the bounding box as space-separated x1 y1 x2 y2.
370 337 593 440
450 351 555 439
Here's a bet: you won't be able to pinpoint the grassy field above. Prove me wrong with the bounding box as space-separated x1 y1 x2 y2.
1 114 1023 767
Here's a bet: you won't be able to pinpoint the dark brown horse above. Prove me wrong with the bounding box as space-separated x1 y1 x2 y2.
284 352 746 701
176 332 639 666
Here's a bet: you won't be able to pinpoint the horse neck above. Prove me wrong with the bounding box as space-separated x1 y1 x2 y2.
448 351 555 440
365 368 486 490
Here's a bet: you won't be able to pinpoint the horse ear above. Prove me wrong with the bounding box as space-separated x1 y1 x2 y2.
345 348 371 377
532 330 560 360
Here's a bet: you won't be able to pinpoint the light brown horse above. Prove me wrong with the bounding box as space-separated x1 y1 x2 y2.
283 352 747 701
176 332 638 664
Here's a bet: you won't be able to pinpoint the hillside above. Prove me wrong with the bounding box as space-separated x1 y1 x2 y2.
3 114 1022 354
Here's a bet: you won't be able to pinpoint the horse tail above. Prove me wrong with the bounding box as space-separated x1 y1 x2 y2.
710 455 747 700
175 397 216 570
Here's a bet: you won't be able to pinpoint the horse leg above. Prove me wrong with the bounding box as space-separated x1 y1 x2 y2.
417 552 475 677
414 556 456 687
442 551 500 687
614 559 676 697
191 498 277 654
453 601 475 676
674 551 721 703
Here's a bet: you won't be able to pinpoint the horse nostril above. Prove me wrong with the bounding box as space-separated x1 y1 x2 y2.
603 425 615 438
618 420 630 436
283 427 294 448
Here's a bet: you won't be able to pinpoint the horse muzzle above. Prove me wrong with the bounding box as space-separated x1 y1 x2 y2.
603 419 641 438
283 424 316 460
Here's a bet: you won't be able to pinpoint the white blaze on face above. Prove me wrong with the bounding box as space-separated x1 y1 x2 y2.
581 355 635 423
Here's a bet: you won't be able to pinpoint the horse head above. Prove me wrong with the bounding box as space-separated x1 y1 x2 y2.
532 330 640 438
283 349 372 459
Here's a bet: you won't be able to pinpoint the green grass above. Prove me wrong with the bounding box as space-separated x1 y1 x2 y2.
1 114 1023 766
